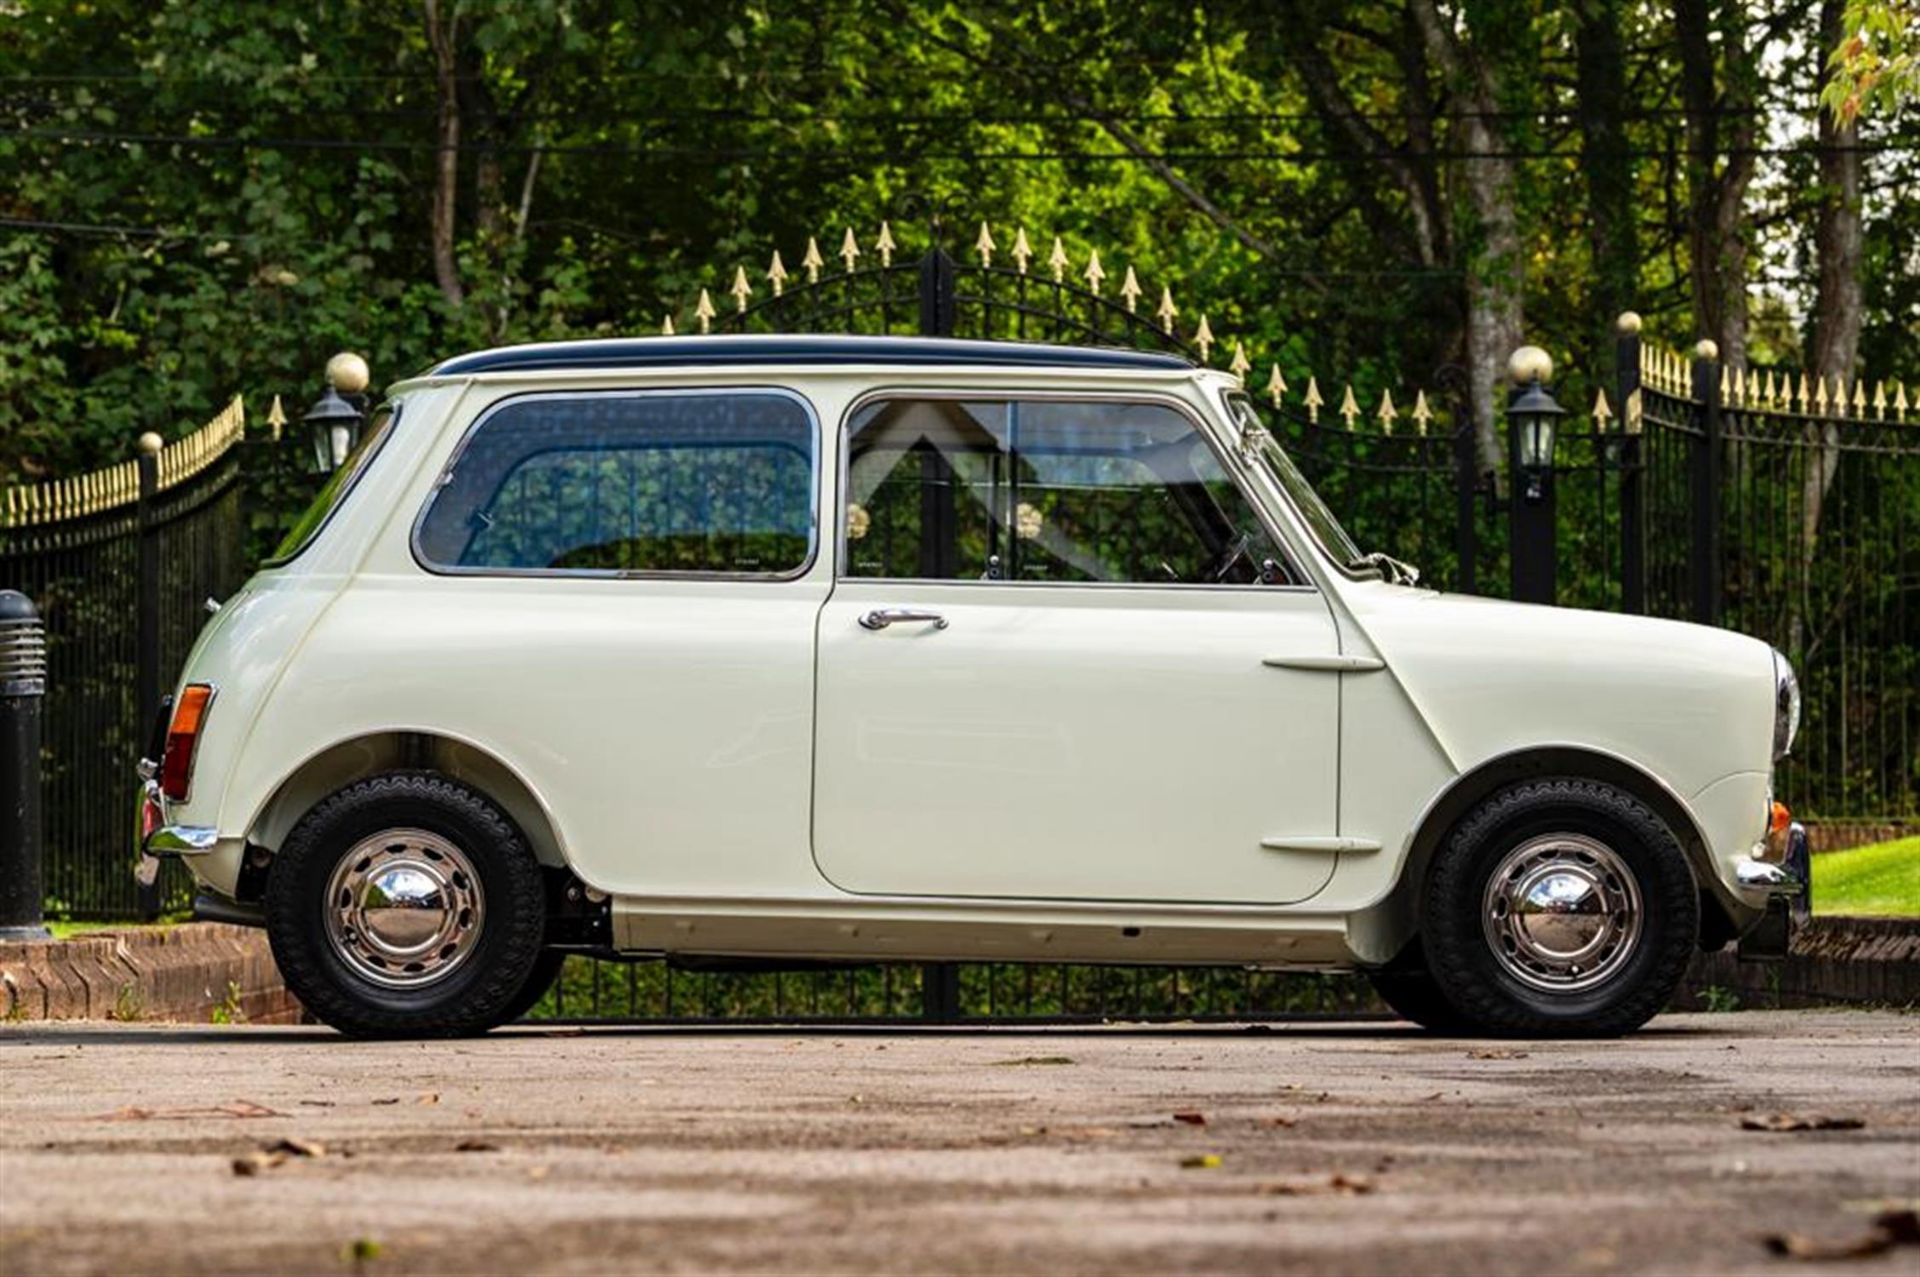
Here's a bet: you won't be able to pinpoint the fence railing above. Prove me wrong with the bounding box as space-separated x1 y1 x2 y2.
1 398 253 918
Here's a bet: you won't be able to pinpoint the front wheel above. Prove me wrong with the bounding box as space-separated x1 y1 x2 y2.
1416 778 1699 1038
265 773 548 1038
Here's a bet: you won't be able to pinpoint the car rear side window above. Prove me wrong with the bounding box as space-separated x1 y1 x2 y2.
415 391 817 577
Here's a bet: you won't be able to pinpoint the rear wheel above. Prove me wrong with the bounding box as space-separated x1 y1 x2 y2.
265 773 547 1038
1418 778 1698 1038
498 949 567 1025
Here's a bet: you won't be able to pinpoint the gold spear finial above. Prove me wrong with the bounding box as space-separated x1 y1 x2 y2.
1267 364 1287 408
1896 383 1910 422
1814 375 1830 413
1873 381 1888 420
1593 389 1613 426
1194 314 1215 363
1119 265 1142 313
1852 378 1867 416
1048 235 1070 283
267 394 287 443
1011 227 1033 274
1304 375 1324 423
1376 388 1397 433
694 288 716 334
802 236 824 283
1796 371 1811 412
1764 369 1778 406
876 221 896 268
1155 285 1177 335
1719 366 1731 402
1412 389 1433 434
974 221 995 269
731 265 752 313
1083 248 1106 295
839 227 860 273
768 250 788 297
662 314 676 335
1227 341 1251 380
1338 384 1360 428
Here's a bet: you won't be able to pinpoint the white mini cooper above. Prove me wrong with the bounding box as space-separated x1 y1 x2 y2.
138 336 1806 1038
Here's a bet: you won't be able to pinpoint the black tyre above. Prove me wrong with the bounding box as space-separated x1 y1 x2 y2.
1365 944 1466 1031
1420 778 1698 1038
497 949 567 1025
265 772 548 1038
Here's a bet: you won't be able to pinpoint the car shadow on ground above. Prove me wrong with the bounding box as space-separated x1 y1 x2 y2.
0 1017 1750 1048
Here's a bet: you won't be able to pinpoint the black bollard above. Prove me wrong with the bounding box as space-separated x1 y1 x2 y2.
0 589 49 940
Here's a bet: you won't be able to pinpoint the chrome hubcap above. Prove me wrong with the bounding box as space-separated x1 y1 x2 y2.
323 829 484 989
1482 833 1641 993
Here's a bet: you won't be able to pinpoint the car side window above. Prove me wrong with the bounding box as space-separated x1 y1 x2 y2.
842 397 1291 585
416 392 815 576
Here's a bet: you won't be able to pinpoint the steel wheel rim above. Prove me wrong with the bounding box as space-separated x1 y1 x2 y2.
1482 833 1642 993
323 828 485 990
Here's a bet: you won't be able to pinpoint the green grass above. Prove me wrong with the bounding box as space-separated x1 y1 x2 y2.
44 919 179 940
1812 836 1920 918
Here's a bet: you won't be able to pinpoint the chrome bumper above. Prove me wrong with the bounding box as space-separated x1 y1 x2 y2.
1735 821 1808 961
136 775 218 872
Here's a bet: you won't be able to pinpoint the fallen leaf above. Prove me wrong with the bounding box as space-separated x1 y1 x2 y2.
370 1097 400 1106
1173 1111 1208 1126
993 1056 1075 1067
343 1237 383 1264
297 1100 335 1108
1180 1154 1222 1170
454 1139 499 1153
230 1151 284 1176
527 1165 550 1181
1468 1048 1529 1060
1259 1116 1297 1129
266 1137 325 1158
1740 1113 1865 1133
1763 1209 1920 1261
416 1093 439 1106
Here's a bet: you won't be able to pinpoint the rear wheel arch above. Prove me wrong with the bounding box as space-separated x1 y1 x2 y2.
242 731 568 898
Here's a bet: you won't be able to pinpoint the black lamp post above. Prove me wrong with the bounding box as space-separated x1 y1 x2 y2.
1506 345 1564 604
304 352 370 473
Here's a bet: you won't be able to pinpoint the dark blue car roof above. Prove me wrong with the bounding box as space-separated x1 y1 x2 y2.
429 335 1193 377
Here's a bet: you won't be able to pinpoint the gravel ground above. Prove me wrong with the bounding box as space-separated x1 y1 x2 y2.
1 1011 1916 1276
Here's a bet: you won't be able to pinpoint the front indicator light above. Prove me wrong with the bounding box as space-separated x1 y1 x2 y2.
1760 801 1793 863
159 683 215 801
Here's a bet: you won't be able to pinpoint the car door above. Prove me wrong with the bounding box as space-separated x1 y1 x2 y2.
811 393 1344 906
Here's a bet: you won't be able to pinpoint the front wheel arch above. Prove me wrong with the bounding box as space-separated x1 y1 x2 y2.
1390 747 1730 952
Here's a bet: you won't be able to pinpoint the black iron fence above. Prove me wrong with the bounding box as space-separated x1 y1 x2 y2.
3 221 1914 978
524 956 1381 1023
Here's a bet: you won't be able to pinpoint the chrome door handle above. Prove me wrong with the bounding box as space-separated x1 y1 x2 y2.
859 608 949 631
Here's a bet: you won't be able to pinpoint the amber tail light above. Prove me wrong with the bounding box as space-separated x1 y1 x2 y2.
159 684 215 801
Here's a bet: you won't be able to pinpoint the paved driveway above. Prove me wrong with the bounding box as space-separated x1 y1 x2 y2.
2 1011 1916 1275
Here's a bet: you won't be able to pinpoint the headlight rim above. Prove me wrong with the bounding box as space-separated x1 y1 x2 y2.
1771 647 1801 761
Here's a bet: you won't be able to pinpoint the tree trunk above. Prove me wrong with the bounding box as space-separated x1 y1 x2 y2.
424 0 465 309
1797 0 1868 650
1408 0 1523 475
1676 0 1757 368
1575 0 1640 359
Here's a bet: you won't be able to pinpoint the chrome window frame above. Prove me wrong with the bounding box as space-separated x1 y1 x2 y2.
409 385 823 583
833 386 1315 593
1217 386 1382 584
